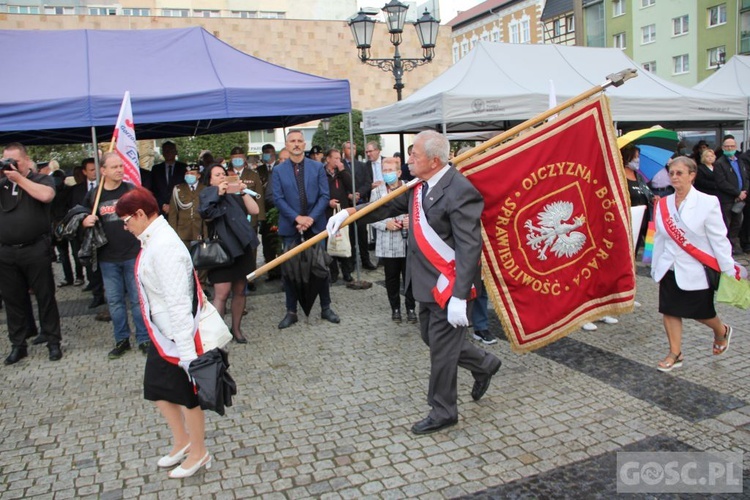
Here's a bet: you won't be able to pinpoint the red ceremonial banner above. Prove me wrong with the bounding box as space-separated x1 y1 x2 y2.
458 95 635 353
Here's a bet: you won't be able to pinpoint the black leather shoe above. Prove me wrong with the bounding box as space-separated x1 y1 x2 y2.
411 416 457 435
232 331 248 344
406 309 418 324
82 283 93 292
392 309 402 323
48 344 62 361
88 296 106 309
362 262 377 271
57 280 73 288
278 312 298 329
343 274 354 283
472 360 502 401
32 334 47 345
4 346 28 365
320 308 340 324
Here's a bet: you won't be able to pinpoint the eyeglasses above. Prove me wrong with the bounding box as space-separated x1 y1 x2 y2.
122 214 134 224
668 170 690 177
365 150 377 154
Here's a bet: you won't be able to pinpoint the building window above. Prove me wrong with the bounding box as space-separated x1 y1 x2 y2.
509 23 519 43
673 54 689 74
641 24 656 44
613 32 626 49
460 39 469 56
521 19 531 43
258 11 285 19
742 11 750 53
641 0 655 7
566 15 575 31
708 46 726 68
613 0 625 17
708 4 727 27
88 7 116 15
491 27 501 42
673 15 689 35
250 130 276 143
162 9 188 17
553 18 564 37
642 61 656 73
481 31 490 42
193 10 219 18
452 43 459 63
7 5 40 13
231 11 256 18
469 35 478 49
122 8 150 16
44 6 74 14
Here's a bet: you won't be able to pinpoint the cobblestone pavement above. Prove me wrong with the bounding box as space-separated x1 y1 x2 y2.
0 256 749 499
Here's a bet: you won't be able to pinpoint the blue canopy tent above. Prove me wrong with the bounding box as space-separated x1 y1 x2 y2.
0 27 351 144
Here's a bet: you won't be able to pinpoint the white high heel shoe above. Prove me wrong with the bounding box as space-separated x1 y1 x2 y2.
157 443 191 468
168 453 211 479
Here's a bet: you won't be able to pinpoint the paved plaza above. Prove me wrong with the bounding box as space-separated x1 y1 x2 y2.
1 256 749 499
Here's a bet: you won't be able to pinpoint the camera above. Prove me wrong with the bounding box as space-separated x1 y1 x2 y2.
0 158 18 171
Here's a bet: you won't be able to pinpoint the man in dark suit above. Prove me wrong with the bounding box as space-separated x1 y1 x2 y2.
714 135 748 253
145 141 187 215
328 130 502 435
272 130 340 329
342 140 375 271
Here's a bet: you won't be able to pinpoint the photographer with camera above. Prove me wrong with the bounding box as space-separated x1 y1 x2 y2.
0 143 63 365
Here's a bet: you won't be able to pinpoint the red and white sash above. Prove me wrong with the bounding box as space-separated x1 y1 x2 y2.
135 252 204 365
658 197 740 279
412 182 477 308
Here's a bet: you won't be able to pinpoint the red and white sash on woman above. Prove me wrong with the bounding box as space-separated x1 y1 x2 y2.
412 182 476 308
135 253 204 365
658 197 740 279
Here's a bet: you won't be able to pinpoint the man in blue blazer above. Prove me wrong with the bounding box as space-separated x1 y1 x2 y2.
272 130 340 329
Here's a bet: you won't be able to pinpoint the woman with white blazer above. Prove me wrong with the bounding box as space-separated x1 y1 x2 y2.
651 156 736 372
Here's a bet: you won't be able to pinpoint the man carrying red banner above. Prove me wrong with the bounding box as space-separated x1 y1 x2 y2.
328 131 502 435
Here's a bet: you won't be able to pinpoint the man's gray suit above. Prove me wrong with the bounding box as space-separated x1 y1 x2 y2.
362 166 501 421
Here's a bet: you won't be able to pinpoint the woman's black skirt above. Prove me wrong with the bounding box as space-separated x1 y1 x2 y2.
208 248 254 284
658 270 716 319
144 343 199 409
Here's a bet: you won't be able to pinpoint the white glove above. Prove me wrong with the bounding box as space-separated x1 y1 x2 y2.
326 209 350 237
447 297 468 328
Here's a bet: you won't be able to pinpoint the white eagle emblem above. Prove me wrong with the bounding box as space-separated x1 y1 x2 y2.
524 201 587 261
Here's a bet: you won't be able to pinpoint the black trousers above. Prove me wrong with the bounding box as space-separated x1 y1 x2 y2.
721 202 743 249
87 262 105 301
354 221 373 265
382 257 414 311
740 201 750 250
0 238 61 347
69 237 85 281
261 230 281 277
54 237 73 283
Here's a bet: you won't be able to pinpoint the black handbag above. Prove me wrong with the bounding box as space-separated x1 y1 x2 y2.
704 265 721 291
190 225 233 270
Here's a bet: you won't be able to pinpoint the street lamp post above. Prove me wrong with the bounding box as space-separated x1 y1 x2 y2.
321 118 331 150
349 1 440 159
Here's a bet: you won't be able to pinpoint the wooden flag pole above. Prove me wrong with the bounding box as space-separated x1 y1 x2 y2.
91 124 118 216
246 68 638 282
452 68 638 168
247 178 421 281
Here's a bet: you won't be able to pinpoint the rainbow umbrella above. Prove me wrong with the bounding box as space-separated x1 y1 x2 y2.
616 127 678 181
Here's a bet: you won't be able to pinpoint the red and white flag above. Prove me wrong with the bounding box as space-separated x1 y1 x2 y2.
112 91 141 186
457 95 635 353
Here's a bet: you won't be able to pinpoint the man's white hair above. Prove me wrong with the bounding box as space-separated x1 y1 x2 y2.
416 130 449 165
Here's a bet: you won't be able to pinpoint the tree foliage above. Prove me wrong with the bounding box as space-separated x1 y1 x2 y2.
26 144 95 171
310 110 380 156
167 132 249 163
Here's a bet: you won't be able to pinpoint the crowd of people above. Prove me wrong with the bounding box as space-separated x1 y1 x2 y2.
0 127 745 463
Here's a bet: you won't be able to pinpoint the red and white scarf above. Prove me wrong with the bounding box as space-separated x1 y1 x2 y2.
412 182 476 308
658 197 741 279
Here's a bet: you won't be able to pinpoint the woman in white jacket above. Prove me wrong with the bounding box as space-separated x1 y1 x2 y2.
116 187 210 479
651 156 736 372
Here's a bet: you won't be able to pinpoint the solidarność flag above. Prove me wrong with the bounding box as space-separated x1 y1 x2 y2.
458 95 635 353
112 91 141 186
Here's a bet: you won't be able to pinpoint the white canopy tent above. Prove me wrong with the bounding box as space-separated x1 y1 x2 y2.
693 55 750 144
363 42 749 135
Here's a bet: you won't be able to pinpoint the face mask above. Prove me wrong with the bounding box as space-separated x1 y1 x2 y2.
723 150 737 158
628 158 640 171
262 153 272 162
383 172 398 185
184 174 197 185
231 158 244 168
